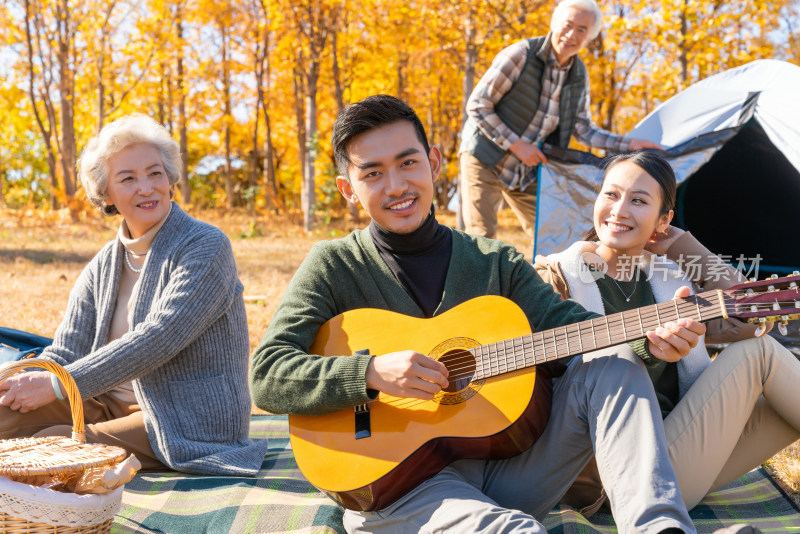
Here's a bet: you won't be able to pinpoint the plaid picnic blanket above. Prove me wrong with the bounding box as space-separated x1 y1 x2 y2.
543 469 800 533
113 415 344 534
113 415 800 533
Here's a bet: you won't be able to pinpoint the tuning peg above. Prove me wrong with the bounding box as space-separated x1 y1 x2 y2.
778 320 789 336
750 277 758 283
754 317 768 337
790 280 798 290
770 274 779 279
793 271 800 276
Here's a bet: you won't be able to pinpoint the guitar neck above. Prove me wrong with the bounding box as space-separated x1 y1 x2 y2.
472 289 728 380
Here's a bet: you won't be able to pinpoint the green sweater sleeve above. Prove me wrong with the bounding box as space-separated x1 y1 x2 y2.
250 238 376 416
629 338 659 367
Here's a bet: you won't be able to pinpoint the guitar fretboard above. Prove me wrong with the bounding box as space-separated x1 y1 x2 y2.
471 289 728 380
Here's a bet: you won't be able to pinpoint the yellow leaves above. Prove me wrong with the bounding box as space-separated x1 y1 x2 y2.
580 0 795 138
1 0 798 211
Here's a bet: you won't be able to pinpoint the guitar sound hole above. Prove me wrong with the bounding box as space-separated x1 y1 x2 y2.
439 349 476 393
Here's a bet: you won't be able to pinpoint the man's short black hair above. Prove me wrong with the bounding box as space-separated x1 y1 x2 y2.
332 94 431 178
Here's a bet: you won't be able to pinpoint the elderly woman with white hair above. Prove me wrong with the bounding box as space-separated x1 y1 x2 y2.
0 114 269 476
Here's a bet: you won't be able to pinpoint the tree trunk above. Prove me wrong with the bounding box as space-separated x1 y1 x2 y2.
680 0 689 87
259 52 280 213
332 30 345 111
96 2 115 130
456 20 478 231
303 73 318 232
250 104 260 213
254 0 279 214
221 22 233 209
293 66 307 210
57 0 77 199
97 39 106 129
331 28 358 221
175 4 190 203
24 0 59 209
156 62 167 126
263 111 279 213
396 51 407 100
251 13 263 213
600 35 616 131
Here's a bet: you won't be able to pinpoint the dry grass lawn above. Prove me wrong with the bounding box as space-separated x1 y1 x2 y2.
1 205 798 506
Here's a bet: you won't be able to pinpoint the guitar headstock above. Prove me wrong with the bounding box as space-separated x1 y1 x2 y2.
727 272 800 335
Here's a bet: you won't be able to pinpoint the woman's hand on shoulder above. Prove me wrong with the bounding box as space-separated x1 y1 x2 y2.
0 371 57 413
644 225 685 256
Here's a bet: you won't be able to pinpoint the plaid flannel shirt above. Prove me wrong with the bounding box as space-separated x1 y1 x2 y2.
465 39 631 190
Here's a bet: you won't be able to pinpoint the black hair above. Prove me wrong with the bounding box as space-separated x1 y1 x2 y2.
332 94 430 178
583 151 677 241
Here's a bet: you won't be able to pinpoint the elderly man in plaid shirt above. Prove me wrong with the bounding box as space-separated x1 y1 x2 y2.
459 0 661 243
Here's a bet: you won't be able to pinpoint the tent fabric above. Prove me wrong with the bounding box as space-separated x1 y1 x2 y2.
533 59 800 277
629 59 800 171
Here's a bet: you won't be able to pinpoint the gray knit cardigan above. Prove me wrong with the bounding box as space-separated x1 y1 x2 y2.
41 203 268 476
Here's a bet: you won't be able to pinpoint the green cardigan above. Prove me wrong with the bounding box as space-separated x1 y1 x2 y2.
251 228 618 416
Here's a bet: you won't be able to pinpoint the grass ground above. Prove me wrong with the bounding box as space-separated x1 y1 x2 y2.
1 205 798 506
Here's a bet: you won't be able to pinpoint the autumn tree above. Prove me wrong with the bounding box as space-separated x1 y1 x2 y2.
0 0 796 214
287 0 337 231
583 0 794 136
241 0 281 213
18 0 81 208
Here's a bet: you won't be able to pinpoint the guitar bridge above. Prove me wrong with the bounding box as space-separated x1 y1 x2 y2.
354 348 372 440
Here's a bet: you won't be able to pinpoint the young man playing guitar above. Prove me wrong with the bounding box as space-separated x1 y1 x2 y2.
250 95 706 534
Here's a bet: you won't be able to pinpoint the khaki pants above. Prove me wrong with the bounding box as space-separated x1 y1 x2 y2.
666 335 800 508
459 152 537 242
565 335 800 515
0 392 165 470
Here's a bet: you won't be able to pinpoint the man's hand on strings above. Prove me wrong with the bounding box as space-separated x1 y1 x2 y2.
366 351 449 400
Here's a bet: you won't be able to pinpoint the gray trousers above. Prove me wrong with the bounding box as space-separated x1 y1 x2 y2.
344 345 695 534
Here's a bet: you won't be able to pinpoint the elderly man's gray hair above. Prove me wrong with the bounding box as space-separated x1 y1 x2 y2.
551 0 603 40
78 114 182 215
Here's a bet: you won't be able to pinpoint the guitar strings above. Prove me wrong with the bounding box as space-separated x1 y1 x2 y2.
433 290 797 377
439 296 714 379
435 295 799 384
441 296 795 379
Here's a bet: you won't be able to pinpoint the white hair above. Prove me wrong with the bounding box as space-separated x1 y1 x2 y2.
551 0 603 40
78 114 182 215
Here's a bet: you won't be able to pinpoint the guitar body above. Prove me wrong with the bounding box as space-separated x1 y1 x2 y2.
289 295 552 511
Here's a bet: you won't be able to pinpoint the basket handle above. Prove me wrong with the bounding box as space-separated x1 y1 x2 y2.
0 359 85 443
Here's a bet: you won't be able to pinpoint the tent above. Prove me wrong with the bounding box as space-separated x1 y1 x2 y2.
533 59 800 277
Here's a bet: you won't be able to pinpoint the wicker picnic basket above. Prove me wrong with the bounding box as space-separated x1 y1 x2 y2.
0 359 128 533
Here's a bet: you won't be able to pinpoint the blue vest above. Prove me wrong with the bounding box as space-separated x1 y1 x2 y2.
461 35 588 187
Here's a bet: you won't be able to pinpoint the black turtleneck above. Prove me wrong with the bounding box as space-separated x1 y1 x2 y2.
369 208 452 317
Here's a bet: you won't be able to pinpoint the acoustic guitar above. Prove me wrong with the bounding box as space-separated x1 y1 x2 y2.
289 274 800 511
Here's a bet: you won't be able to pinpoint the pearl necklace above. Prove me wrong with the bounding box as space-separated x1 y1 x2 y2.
125 249 146 273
